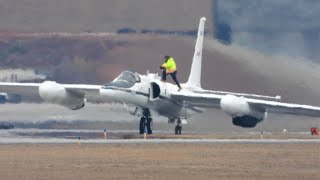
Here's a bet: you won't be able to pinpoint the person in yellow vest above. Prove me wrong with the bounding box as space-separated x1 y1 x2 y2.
160 55 182 91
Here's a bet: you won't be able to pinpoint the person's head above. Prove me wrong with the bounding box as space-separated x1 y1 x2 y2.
164 55 170 62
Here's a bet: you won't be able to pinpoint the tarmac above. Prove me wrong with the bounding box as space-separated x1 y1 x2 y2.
1 128 319 144
0 137 319 144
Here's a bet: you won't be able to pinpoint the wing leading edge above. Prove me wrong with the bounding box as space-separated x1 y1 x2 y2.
171 91 320 117
0 82 101 101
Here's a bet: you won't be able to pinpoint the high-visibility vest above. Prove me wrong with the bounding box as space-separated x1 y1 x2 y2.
162 57 177 73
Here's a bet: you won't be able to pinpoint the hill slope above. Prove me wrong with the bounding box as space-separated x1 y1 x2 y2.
0 0 213 33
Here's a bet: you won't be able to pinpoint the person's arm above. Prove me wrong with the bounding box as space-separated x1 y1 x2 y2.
161 62 168 69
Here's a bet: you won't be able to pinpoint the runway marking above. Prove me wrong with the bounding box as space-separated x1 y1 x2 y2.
0 138 319 144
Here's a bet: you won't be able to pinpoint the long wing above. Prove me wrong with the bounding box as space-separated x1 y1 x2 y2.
0 82 102 102
193 89 281 100
247 98 320 117
171 91 320 117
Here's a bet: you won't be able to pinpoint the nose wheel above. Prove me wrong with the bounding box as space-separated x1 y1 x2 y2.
169 118 183 135
139 109 153 134
175 119 182 135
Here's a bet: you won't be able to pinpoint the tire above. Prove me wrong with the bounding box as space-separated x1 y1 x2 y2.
139 117 145 134
146 118 153 134
175 126 182 135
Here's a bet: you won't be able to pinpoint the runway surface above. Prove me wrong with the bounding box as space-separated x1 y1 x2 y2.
0 137 319 144
1 128 319 144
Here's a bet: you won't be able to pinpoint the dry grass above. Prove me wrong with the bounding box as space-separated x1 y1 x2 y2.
0 143 319 180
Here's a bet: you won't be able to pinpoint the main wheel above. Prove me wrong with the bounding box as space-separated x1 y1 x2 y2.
175 125 182 135
139 117 145 134
146 118 153 134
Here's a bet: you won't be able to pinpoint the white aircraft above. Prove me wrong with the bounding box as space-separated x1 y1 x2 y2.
1 17 320 134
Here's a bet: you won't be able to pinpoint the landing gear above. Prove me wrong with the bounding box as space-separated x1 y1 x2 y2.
139 117 145 134
139 109 153 134
175 119 182 135
175 125 182 135
169 118 183 135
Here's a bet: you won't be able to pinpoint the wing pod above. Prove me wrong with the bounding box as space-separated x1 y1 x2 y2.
220 94 267 127
39 81 85 110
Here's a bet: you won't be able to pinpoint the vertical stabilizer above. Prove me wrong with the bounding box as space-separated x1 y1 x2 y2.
187 17 206 88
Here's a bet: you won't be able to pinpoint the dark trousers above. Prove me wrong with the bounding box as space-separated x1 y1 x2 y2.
162 70 181 88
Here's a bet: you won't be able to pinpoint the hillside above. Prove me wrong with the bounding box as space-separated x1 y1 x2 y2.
0 0 213 33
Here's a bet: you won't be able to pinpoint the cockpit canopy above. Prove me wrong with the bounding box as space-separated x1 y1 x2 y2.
104 71 140 88
114 71 140 83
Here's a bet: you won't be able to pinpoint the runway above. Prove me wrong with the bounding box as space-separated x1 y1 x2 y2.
1 128 319 144
0 137 319 144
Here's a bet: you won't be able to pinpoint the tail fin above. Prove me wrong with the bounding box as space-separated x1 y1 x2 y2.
186 17 206 88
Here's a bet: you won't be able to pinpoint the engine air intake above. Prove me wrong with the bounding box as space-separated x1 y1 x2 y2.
150 82 160 100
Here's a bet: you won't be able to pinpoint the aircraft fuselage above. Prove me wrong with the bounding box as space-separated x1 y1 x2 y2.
100 72 196 119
